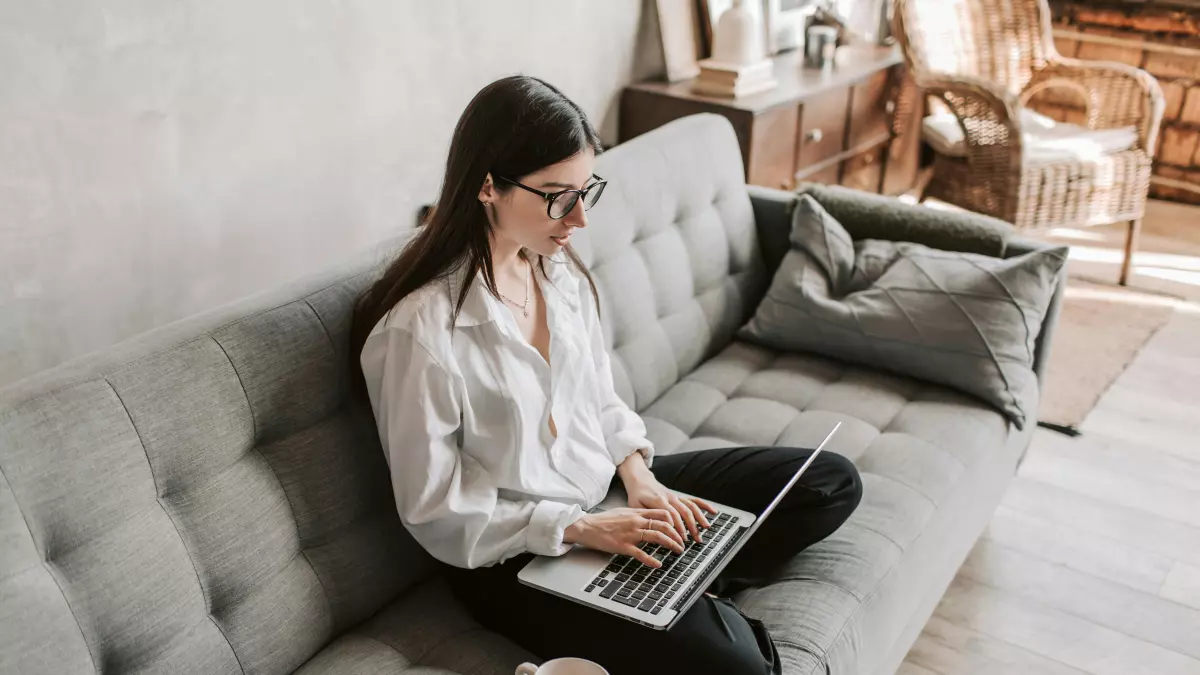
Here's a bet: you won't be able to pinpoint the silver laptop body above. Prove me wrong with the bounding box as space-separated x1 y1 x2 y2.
517 423 842 630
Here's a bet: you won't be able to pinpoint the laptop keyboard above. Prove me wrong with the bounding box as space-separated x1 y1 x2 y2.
583 511 737 615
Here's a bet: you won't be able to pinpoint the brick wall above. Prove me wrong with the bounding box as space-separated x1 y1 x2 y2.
1040 1 1200 204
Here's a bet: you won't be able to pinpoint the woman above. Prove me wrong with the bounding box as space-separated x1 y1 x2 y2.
351 75 862 675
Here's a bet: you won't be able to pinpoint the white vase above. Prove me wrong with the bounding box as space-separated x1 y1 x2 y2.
711 0 764 66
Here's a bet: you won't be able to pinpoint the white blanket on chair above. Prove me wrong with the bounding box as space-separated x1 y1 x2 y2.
922 107 1138 166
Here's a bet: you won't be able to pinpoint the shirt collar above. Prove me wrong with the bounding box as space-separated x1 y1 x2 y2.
445 251 582 328
445 262 495 328
540 252 582 313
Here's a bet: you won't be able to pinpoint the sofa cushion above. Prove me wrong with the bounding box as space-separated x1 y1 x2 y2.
293 579 534 675
641 339 1020 674
738 196 1064 429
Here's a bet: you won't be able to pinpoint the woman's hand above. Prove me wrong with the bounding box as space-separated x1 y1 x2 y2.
563 508 685 568
624 472 718 545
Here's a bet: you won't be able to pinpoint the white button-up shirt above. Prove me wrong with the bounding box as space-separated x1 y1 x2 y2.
360 252 655 569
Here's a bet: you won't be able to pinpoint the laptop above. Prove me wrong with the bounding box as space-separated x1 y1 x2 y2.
518 422 842 630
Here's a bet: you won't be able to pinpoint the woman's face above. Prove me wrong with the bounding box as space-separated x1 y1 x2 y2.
481 148 596 259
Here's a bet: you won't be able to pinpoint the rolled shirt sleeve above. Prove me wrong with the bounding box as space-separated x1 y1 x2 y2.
578 277 656 468
362 326 584 568
528 499 585 556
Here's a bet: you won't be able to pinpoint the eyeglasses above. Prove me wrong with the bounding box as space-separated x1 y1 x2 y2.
495 174 607 220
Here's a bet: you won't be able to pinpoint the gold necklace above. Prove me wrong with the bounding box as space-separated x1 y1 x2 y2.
497 257 531 317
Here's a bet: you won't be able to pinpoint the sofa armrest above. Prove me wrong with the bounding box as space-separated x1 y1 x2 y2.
1005 236 1068 392
797 183 1014 256
746 184 797 275
750 183 1017 272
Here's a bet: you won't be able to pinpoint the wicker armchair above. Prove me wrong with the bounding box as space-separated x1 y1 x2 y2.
894 0 1165 285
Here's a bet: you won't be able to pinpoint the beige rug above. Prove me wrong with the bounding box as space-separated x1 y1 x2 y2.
1039 277 1180 429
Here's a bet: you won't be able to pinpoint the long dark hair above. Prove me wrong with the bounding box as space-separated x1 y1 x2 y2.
349 75 603 402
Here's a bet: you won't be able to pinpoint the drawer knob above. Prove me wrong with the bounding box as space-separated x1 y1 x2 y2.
806 128 824 143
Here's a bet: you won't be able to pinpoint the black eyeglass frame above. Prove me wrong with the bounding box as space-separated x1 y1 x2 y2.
494 174 607 220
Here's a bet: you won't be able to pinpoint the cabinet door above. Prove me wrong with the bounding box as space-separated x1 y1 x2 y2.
847 70 891 151
841 147 884 193
795 88 849 183
747 105 800 190
804 161 842 185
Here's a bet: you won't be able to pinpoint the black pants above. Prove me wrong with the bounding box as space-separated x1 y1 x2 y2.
443 446 863 675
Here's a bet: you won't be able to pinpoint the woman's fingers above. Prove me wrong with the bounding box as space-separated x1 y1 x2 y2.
642 508 675 527
668 504 687 540
644 515 684 548
670 494 702 543
647 528 685 554
624 544 661 568
682 496 712 530
653 497 685 540
692 496 720 515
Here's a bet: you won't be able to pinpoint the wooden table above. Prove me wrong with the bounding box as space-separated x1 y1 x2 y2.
620 45 922 196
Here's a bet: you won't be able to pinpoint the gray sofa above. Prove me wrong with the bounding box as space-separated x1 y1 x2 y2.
0 114 1063 675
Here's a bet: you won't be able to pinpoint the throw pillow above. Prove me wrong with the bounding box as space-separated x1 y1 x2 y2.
739 195 1067 429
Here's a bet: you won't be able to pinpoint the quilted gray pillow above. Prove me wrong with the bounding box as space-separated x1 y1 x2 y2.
739 195 1067 429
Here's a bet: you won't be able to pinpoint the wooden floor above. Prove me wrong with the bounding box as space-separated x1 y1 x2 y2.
898 200 1200 675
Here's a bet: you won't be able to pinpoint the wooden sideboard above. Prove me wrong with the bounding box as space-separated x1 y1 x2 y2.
620 45 922 196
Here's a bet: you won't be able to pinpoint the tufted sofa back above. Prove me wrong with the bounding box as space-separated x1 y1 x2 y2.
582 114 768 413
0 114 767 674
0 242 432 675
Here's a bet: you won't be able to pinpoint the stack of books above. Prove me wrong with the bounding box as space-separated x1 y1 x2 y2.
690 59 777 98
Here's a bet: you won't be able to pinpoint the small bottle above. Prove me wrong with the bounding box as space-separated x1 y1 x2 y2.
805 25 838 70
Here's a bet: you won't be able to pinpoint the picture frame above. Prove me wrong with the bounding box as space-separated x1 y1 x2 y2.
656 0 705 82
696 0 716 57
765 0 822 54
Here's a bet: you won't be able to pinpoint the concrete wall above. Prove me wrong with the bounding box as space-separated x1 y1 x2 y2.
1 0 664 386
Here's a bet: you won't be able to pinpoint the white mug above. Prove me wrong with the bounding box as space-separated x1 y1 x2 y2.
515 657 609 675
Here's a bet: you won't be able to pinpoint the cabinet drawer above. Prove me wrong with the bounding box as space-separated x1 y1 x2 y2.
840 148 884 193
796 88 849 172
